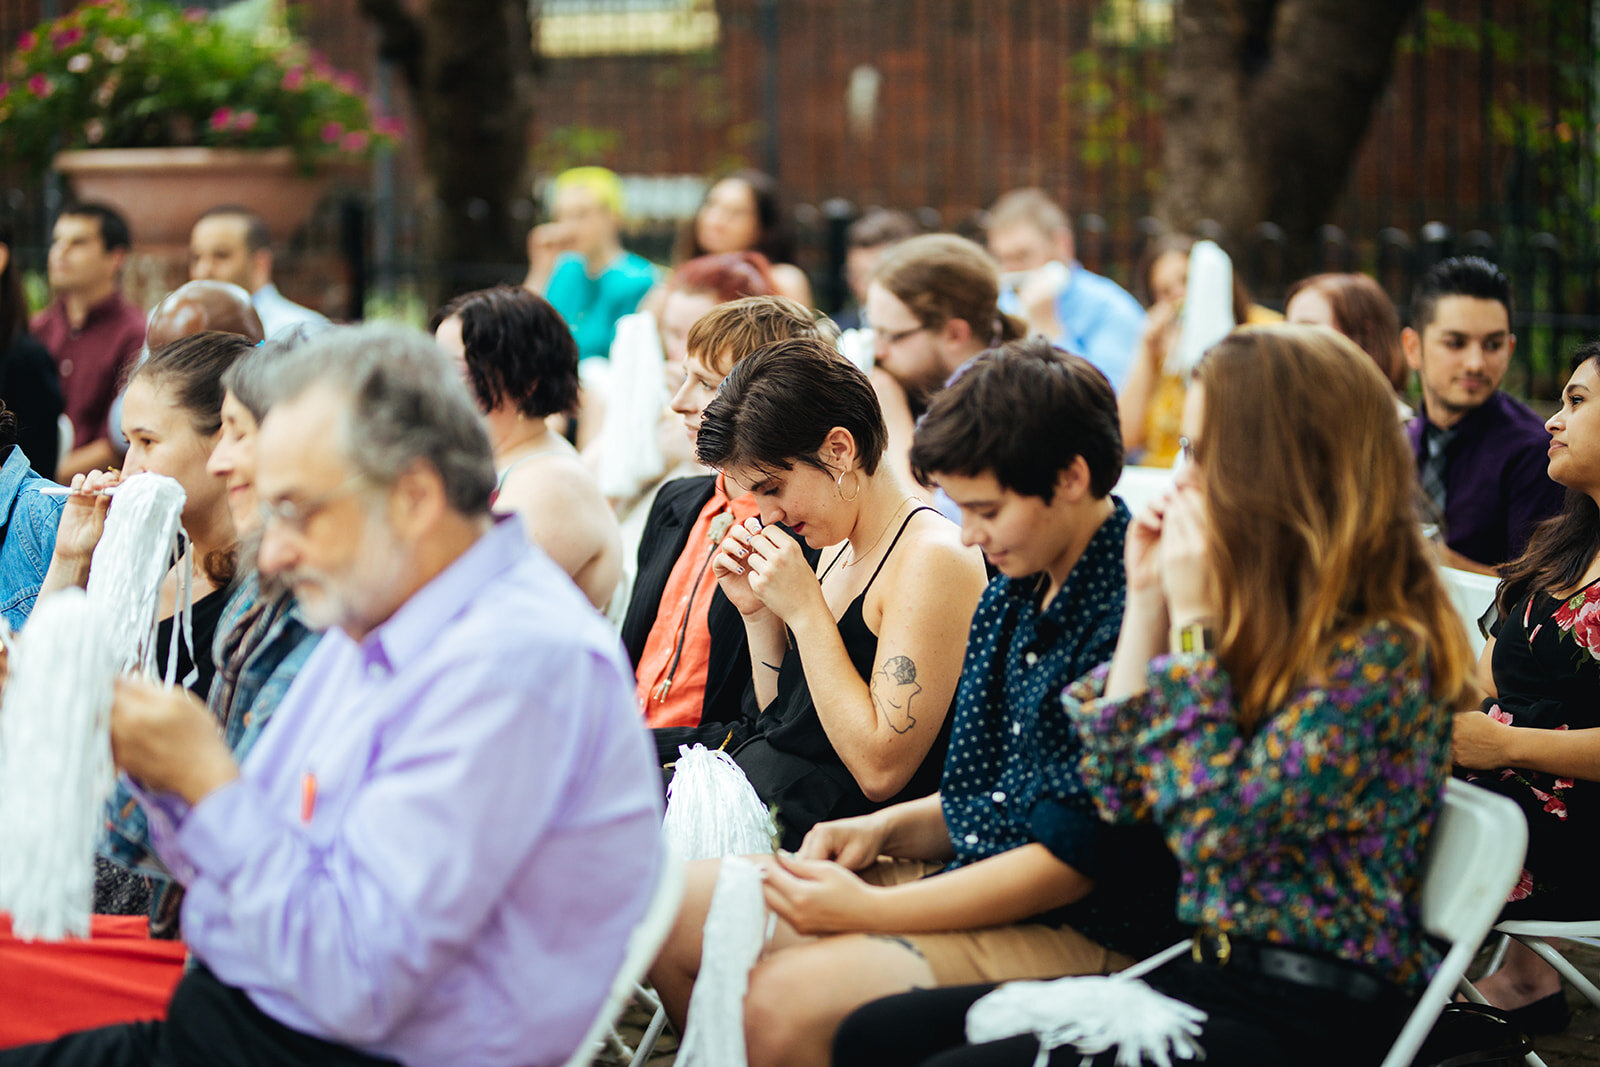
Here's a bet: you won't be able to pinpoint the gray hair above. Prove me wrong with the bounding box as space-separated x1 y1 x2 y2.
260 323 496 516
220 322 331 421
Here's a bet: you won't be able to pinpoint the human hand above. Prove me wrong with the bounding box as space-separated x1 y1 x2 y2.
110 677 238 805
1157 487 1216 627
1451 709 1515 770
743 521 826 624
51 468 121 569
760 850 882 935
527 221 577 272
1124 490 1171 599
796 812 889 869
711 518 773 620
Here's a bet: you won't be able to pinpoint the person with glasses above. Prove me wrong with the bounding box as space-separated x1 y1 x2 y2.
866 234 1026 512
2 324 664 1067
833 325 1476 1067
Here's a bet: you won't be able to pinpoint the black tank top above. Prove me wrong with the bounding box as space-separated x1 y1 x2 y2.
733 507 952 848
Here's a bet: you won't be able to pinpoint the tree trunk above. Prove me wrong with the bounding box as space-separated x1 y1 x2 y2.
361 0 536 304
1156 0 1421 274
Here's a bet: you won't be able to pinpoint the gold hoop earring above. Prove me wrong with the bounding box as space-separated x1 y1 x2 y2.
836 469 860 502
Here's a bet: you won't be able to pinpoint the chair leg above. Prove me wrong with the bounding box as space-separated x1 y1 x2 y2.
628 1006 670 1067
1516 936 1600 1009
1484 933 1511 977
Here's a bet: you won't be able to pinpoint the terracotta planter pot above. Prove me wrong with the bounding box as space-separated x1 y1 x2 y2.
52 147 351 249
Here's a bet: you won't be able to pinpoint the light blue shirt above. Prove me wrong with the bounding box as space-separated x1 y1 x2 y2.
1000 263 1146 392
252 282 330 340
135 518 664 1065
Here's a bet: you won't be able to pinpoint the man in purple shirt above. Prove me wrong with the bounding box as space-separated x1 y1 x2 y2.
29 202 145 481
1403 256 1564 573
2 325 664 1067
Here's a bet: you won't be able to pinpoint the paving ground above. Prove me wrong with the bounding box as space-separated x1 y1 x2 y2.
601 941 1600 1065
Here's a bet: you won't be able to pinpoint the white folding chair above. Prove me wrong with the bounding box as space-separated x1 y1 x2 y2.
1457 916 1600 1067
561 843 686 1067
55 413 73 479
1379 779 1528 1067
1439 565 1500 661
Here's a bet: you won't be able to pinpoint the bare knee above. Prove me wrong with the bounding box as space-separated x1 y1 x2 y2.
745 961 820 1067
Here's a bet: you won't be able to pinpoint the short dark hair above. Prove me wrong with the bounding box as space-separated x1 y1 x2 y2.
696 337 887 478
911 337 1123 501
1409 256 1514 333
847 208 922 251
196 204 272 254
59 201 131 253
429 285 581 418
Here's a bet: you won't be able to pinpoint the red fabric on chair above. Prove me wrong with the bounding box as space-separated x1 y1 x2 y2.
0 912 186 1047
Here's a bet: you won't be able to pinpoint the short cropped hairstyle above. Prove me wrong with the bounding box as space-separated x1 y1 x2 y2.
60 201 131 253
685 295 837 376
847 208 922 251
261 324 496 517
696 337 887 478
429 285 581 418
552 166 625 216
196 204 272 254
911 337 1122 501
986 187 1070 238
1409 255 1514 333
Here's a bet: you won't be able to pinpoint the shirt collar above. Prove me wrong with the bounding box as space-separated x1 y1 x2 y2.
355 515 527 673
998 497 1130 624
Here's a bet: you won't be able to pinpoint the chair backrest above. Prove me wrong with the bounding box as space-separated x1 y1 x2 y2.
1440 566 1499 660
560 841 687 1067
1379 779 1528 1067
1113 465 1172 517
55 414 73 478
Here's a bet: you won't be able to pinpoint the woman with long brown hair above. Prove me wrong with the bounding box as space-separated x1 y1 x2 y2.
1451 339 1600 1034
834 324 1475 1066
1286 271 1411 411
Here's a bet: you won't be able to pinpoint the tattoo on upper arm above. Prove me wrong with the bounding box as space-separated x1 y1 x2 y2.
871 654 923 734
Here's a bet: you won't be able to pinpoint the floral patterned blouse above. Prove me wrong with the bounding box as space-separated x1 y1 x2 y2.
1062 621 1451 990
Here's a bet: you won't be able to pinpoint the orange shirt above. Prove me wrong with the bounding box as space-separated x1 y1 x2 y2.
635 476 759 728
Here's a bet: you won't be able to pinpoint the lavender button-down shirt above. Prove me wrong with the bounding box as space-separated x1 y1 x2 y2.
137 518 664 1066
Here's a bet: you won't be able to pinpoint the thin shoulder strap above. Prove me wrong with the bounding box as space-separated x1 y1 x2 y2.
494 445 565 494
862 506 936 596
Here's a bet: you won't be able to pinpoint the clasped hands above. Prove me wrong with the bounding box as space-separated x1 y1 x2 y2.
1126 483 1216 630
110 677 239 806
756 812 889 936
711 517 825 624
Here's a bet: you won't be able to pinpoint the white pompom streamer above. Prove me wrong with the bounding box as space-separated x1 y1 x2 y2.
675 856 770 1067
85 473 191 685
967 969 1208 1067
0 590 120 940
664 744 778 861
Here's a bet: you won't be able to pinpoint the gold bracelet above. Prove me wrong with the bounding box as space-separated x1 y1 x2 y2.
1170 618 1217 654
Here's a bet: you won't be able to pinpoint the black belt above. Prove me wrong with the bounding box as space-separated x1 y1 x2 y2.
1190 928 1394 1004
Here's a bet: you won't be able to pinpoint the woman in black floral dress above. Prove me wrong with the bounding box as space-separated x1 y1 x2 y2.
1453 339 1600 1033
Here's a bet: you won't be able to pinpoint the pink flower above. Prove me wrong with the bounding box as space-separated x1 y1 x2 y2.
340 130 369 153
374 115 404 138
184 7 208 22
0 83 9 103
16 32 37 52
209 106 233 131
26 73 51 98
51 27 84 49
1507 868 1533 902
1555 778 1575 790
333 72 361 94
1543 795 1569 820
1570 599 1600 660
319 121 344 144
309 51 333 78
1487 704 1513 725
232 110 257 131
281 66 306 92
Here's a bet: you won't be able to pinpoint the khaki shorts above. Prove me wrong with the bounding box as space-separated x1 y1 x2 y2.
857 857 1136 986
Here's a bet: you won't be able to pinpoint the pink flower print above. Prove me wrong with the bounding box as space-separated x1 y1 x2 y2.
1528 624 1543 643
1570 597 1600 660
26 74 51 98
320 121 344 144
209 106 233 132
1487 704 1513 725
1555 778 1575 790
1544 794 1569 820
1508 868 1534 902
281 66 306 92
1524 598 1534 627
340 130 369 153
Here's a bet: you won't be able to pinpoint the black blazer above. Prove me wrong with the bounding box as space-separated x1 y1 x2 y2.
623 475 822 732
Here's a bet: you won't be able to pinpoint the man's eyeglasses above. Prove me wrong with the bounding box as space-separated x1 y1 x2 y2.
259 474 371 536
871 324 932 346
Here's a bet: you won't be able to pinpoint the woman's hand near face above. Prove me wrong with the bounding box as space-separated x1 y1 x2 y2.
1158 487 1216 627
744 522 828 626
41 469 122 592
710 521 771 621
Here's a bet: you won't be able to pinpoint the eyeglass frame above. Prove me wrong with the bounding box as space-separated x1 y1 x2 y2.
870 323 934 346
258 472 375 537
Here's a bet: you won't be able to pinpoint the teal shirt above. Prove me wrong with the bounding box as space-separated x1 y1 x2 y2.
544 251 658 360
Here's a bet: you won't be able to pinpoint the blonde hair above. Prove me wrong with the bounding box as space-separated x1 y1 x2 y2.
686 295 834 376
987 187 1070 237
873 234 1025 344
1194 324 1474 730
551 166 624 216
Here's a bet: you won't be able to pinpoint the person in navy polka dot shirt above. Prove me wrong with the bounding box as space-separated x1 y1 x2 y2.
675 339 1182 1067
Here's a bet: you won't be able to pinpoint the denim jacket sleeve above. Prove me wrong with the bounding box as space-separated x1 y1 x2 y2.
0 448 65 631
